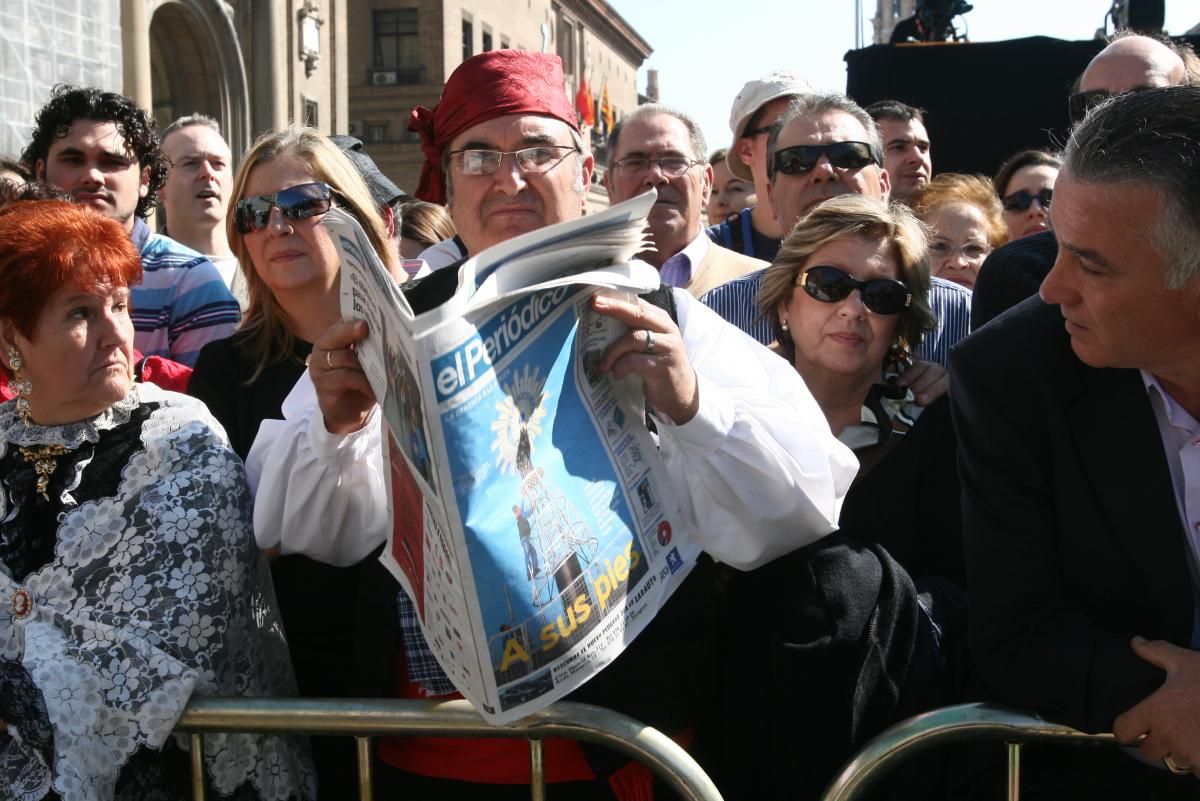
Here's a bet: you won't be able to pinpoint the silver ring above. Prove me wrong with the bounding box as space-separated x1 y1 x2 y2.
326 349 335 370
644 329 656 354
1165 754 1192 775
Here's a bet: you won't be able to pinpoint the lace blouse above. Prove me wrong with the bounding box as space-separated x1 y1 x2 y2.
0 384 314 801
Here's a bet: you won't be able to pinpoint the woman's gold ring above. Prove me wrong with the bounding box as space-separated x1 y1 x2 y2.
326 349 335 370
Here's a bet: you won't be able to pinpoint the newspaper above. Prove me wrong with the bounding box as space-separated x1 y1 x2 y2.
326 191 703 724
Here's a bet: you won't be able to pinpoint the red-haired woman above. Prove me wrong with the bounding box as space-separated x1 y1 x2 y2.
0 201 313 801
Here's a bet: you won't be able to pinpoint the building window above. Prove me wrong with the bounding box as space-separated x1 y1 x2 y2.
303 98 319 128
500 36 510 49
462 17 473 62
482 28 493 52
365 122 388 143
374 9 419 70
556 17 575 76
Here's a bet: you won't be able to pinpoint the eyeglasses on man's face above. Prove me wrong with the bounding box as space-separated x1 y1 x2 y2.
450 145 580 177
1067 86 1154 125
611 155 703 178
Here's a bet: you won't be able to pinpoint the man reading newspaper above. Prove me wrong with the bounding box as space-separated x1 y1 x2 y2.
248 51 862 799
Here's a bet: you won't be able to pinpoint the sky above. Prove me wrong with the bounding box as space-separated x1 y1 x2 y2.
604 0 1198 157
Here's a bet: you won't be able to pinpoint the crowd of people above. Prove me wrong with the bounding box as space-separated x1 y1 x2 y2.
1 26 1199 801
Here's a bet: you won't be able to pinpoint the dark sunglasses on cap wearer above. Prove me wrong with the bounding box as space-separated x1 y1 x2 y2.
773 141 880 177
796 265 912 315
1001 188 1053 213
1067 86 1153 126
234 181 335 234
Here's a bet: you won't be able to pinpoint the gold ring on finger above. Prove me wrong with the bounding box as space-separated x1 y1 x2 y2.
1165 754 1191 775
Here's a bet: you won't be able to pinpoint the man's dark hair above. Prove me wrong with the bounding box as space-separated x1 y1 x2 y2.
865 100 926 125
21 84 167 219
1065 85 1200 288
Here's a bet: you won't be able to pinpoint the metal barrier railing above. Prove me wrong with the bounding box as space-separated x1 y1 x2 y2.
819 702 1124 801
175 697 724 801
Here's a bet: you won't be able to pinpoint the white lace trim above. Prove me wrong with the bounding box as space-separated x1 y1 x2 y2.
0 387 140 451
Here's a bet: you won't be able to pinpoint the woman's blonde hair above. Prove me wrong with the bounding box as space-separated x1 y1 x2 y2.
758 194 936 366
227 126 398 380
399 200 457 249
908 172 1009 249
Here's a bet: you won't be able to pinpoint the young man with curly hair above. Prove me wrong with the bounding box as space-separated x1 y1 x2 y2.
22 85 239 365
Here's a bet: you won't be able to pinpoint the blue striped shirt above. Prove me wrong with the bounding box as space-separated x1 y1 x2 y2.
700 270 972 366
131 218 241 366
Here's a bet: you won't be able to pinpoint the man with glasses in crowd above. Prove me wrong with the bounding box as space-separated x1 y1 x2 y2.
248 49 855 799
972 32 1198 330
702 91 971 375
22 86 239 366
605 104 765 297
706 70 811 262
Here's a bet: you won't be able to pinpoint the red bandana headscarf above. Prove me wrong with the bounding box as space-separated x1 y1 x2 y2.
408 51 580 204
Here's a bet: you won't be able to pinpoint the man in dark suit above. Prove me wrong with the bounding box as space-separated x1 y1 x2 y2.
951 86 1200 797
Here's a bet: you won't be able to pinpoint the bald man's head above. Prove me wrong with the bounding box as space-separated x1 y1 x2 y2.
1080 35 1186 93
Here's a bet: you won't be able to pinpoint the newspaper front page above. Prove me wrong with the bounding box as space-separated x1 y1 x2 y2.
326 193 703 724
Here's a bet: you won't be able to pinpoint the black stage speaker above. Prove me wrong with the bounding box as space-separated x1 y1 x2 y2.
845 35 1200 178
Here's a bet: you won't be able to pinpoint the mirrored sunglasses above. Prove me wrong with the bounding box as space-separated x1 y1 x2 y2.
234 182 334 234
774 141 879 176
797 265 911 315
1001 188 1053 213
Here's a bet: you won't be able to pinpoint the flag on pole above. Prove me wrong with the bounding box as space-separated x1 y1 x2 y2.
601 82 613 135
575 75 595 128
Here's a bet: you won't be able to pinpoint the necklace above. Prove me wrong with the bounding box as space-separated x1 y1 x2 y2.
18 444 69 501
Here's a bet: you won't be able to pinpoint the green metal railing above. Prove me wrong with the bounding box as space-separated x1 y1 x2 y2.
175 697 724 801
819 703 1125 801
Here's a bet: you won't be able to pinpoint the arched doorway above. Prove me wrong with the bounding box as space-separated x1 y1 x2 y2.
148 0 250 162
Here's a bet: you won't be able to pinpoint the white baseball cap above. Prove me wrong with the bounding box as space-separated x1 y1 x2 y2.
726 70 812 180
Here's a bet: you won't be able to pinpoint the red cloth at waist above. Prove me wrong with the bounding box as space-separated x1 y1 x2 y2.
378 673 596 785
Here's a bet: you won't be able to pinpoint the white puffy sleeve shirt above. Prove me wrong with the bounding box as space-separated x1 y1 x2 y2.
247 288 857 571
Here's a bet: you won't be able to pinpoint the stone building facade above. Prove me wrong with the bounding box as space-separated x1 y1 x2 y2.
0 0 348 170
873 0 917 45
346 0 651 205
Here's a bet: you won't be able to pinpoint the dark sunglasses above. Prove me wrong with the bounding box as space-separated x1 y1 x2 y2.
1001 188 1053 213
234 181 334 234
797 265 911 315
773 141 879 176
1067 86 1153 125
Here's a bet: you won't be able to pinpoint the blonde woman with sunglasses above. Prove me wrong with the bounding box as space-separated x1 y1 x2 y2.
757 193 966 586
187 126 401 796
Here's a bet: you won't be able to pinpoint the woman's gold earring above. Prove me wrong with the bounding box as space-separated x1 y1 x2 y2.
7 346 32 426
